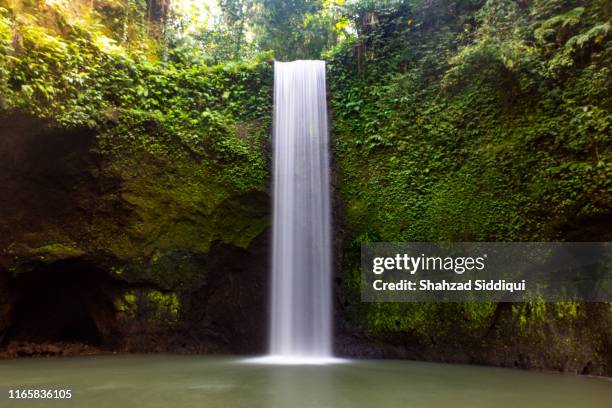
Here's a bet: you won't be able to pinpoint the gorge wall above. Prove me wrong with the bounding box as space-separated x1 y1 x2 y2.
0 110 271 354
328 0 611 376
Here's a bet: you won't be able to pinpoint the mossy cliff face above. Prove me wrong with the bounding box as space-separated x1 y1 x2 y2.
328 0 611 375
0 108 272 352
0 111 270 287
0 0 273 352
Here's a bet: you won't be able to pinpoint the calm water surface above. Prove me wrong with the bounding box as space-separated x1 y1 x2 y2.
0 355 610 407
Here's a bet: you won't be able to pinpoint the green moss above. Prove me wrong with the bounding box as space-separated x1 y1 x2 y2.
85 136 269 289
115 289 181 325
25 243 85 263
115 289 180 324
146 290 180 322
115 291 138 317
328 0 611 339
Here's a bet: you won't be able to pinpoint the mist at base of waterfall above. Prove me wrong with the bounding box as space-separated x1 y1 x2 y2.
243 355 345 365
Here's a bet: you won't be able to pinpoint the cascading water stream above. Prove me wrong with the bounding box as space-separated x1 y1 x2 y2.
265 60 334 364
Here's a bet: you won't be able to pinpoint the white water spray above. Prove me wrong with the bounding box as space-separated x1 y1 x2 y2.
264 60 334 364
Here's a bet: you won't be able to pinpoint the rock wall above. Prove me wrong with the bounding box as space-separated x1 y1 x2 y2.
0 112 270 354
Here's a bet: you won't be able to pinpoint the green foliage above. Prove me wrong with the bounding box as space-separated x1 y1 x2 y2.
0 7 10 108
330 0 611 242
167 0 351 63
262 0 349 60
0 0 273 291
167 0 261 65
1 1 273 190
329 0 612 335
535 7 585 46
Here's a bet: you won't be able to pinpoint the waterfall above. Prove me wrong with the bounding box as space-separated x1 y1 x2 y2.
268 60 333 362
